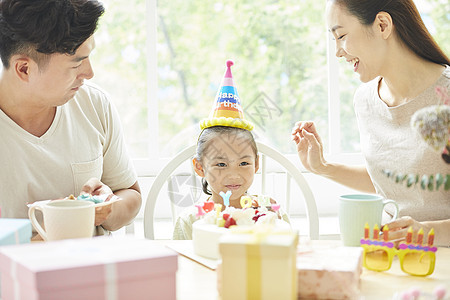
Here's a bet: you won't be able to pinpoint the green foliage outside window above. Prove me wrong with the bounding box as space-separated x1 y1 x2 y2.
91 0 450 159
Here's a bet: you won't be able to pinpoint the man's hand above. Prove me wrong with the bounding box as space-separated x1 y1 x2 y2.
80 179 141 232
95 203 113 226
80 177 115 226
81 177 114 199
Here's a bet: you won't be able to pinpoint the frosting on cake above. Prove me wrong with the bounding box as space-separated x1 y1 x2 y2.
76 194 105 204
192 206 291 259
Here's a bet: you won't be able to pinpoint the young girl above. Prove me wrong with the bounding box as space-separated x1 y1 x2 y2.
173 60 289 239
172 125 290 239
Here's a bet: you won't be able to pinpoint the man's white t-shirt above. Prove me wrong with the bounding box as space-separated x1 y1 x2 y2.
0 82 137 220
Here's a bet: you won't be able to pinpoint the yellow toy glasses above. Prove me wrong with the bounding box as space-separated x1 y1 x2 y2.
360 224 437 277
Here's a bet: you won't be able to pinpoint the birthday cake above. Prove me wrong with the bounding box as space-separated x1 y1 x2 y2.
192 205 291 259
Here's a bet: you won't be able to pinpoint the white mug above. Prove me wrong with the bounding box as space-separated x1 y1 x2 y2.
28 199 95 241
339 194 399 247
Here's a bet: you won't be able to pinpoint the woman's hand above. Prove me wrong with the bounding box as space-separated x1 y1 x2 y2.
292 121 376 193
80 177 115 226
291 121 327 174
383 216 433 243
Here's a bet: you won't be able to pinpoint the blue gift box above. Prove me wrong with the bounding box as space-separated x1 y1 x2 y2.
0 219 32 246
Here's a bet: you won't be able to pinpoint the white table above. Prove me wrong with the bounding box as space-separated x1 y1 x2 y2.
168 240 450 300
17 238 450 300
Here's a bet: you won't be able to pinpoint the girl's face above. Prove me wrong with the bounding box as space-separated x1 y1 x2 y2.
326 1 387 83
194 132 259 206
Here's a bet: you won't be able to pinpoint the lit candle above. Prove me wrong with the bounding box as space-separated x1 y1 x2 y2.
382 225 389 241
240 196 252 209
416 228 424 245
364 222 369 239
373 224 380 240
406 227 413 243
427 228 435 246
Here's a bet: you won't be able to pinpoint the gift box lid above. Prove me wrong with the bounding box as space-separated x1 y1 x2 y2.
297 244 363 271
0 236 178 291
219 227 299 258
0 219 32 246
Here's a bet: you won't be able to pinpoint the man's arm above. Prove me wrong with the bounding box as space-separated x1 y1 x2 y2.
81 178 142 231
101 181 142 231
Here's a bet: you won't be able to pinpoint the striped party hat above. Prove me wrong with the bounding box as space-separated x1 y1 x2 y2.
200 60 254 131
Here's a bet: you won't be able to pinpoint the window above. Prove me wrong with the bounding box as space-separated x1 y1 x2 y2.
91 0 450 174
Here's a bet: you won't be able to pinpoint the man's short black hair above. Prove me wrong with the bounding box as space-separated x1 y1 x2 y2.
0 0 105 68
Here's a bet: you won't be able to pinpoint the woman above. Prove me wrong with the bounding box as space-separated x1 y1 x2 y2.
292 0 450 246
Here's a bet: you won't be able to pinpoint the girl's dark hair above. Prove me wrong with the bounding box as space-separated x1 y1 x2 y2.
0 0 105 68
195 126 258 195
332 0 449 66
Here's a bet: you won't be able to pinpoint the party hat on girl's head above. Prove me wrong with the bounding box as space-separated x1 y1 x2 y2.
200 60 254 131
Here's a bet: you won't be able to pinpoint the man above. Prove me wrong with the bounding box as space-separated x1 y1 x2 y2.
0 0 141 235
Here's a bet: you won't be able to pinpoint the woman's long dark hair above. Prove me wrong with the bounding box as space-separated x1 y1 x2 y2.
195 126 258 195
331 0 449 66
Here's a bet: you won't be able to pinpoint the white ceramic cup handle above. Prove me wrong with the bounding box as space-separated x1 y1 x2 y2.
382 199 399 221
28 205 48 241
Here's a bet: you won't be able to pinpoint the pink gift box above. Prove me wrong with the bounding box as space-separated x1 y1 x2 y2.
297 244 363 300
0 236 177 300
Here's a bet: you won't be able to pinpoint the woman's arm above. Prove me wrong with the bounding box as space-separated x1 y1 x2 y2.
319 162 376 193
292 121 376 193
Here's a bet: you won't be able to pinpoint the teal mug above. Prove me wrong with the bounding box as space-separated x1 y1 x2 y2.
339 194 399 247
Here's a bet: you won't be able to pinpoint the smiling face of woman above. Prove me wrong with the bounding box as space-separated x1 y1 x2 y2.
326 1 388 83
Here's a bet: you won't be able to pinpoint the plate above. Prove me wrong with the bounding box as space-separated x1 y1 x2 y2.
93 195 122 207
27 195 123 208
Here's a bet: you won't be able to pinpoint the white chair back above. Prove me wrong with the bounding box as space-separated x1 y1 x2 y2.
143 142 319 239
